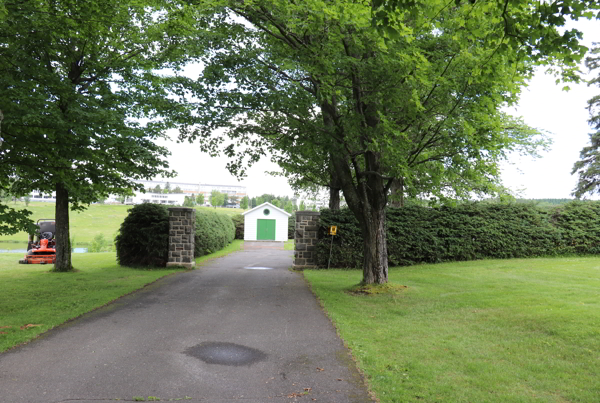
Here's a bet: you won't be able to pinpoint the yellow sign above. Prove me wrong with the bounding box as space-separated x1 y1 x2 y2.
329 226 337 236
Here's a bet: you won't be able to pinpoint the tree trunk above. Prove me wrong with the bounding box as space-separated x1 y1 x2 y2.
360 206 388 284
329 186 340 210
329 169 341 210
330 151 389 284
389 177 404 208
54 182 72 272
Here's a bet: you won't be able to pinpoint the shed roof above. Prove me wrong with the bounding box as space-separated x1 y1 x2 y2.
241 202 292 217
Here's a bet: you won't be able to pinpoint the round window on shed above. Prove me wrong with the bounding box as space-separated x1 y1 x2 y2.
263 208 270 216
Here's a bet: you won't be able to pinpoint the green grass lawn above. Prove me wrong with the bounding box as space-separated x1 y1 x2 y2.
0 202 247 249
304 257 600 403
0 202 133 248
0 241 245 352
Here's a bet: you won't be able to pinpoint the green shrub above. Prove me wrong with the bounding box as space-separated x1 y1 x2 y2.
315 201 600 268
89 233 109 252
115 203 169 267
231 214 244 239
288 215 295 239
194 210 235 257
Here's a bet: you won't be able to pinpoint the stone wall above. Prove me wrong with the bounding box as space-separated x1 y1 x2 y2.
294 211 320 267
167 207 196 269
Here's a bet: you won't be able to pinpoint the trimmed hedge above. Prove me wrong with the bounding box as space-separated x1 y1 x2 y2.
115 203 170 267
316 201 600 268
194 210 235 257
232 214 244 239
288 215 295 239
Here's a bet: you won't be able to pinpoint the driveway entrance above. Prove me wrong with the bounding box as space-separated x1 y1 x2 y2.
243 240 285 250
0 245 372 403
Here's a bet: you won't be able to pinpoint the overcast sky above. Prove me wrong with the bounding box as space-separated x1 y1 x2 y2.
501 18 599 199
158 19 600 200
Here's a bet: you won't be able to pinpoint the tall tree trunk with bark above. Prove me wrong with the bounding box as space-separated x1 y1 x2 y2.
389 178 405 208
329 170 341 210
54 182 72 272
331 150 389 284
360 205 388 284
322 104 342 211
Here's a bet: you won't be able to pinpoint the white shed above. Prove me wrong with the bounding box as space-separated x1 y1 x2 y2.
242 202 291 242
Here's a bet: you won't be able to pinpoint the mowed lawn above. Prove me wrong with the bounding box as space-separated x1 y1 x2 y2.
304 257 600 403
0 202 246 248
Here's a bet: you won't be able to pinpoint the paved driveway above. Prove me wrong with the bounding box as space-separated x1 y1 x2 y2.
0 246 373 403
243 241 286 250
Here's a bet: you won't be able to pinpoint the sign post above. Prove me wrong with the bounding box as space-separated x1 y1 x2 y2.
327 226 337 269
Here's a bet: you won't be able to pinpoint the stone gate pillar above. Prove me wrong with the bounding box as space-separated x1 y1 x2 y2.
167 207 195 269
294 211 320 268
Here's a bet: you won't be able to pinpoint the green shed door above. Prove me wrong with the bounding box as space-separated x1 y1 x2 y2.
257 219 276 240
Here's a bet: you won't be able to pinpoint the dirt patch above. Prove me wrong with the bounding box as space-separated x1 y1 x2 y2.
20 324 43 330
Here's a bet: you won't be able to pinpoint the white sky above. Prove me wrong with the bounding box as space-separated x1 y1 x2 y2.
158 19 600 200
502 18 599 199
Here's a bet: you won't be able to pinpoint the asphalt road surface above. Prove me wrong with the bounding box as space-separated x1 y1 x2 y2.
0 243 373 403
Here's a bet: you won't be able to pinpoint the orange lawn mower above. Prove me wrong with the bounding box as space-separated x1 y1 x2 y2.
18 219 57 265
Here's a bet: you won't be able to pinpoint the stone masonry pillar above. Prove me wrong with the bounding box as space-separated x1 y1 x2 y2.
167 207 196 269
294 211 320 268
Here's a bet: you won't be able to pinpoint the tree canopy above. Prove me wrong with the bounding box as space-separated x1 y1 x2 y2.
182 0 597 283
0 0 200 270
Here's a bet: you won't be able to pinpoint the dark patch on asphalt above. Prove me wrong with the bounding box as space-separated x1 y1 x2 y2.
184 341 267 366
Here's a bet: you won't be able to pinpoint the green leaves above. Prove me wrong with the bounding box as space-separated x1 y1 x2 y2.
0 0 206 232
0 204 35 236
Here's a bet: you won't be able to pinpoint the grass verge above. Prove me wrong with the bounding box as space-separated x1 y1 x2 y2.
303 257 600 403
284 239 295 250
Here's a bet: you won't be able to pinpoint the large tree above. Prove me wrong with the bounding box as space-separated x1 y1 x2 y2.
184 0 596 283
572 45 600 197
0 0 199 270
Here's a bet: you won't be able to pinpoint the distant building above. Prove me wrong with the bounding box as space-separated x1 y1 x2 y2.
242 202 291 241
133 180 247 207
25 179 248 207
125 192 186 206
27 191 56 203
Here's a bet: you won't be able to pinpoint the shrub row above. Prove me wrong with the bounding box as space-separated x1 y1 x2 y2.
232 214 244 239
115 204 236 267
315 201 600 268
115 203 170 267
194 210 235 257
